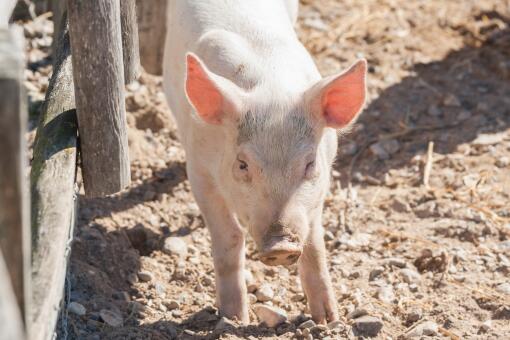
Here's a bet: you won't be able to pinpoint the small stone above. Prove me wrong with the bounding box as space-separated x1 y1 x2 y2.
245 270 258 293
377 286 395 304
369 266 385 281
299 319 316 329
370 142 389 160
154 282 166 297
113 291 130 301
291 293 305 302
248 293 257 304
339 141 358 156
195 282 204 292
386 257 407 268
414 201 437 218
427 105 442 116
68 302 86 316
352 315 383 337
327 320 345 330
137 271 154 282
405 309 423 324
99 309 123 327
404 320 438 338
215 317 236 331
400 268 421 284
496 156 510 168
442 93 461 107
253 304 287 328
347 308 368 320
390 197 411 213
324 230 335 241
479 320 492 333
256 283 274 302
472 132 507 146
162 237 188 257
381 139 400 155
495 282 510 295
165 300 180 310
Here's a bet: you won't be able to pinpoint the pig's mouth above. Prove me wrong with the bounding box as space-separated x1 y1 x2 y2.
259 232 302 266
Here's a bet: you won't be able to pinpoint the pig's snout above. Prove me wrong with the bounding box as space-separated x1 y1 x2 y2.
259 222 302 266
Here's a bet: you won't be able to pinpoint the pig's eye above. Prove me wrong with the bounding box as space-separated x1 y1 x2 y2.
305 160 316 178
238 159 248 171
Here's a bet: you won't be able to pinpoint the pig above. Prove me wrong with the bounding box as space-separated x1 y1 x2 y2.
162 0 366 324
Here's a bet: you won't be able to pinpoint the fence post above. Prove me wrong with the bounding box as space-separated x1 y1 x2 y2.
120 0 140 84
67 0 130 197
30 13 78 340
136 0 167 75
0 26 31 328
0 249 25 340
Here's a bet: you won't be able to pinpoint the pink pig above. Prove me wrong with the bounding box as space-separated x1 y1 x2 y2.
163 0 366 324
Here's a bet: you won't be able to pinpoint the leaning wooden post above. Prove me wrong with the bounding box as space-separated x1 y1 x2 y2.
30 13 78 340
136 0 167 75
120 0 140 84
0 249 25 340
67 0 130 197
0 26 31 328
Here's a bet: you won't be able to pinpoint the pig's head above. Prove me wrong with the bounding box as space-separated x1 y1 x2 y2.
185 53 366 266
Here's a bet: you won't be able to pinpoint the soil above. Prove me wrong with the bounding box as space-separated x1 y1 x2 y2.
19 0 510 339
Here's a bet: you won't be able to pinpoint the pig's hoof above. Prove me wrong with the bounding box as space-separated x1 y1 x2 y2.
259 248 301 266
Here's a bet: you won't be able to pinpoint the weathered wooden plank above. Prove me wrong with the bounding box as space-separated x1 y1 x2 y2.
120 0 140 84
136 0 167 75
0 26 31 326
0 249 25 340
67 0 130 197
30 14 78 340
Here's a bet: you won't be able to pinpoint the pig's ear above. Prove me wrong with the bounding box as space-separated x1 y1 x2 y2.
185 53 244 124
308 59 367 129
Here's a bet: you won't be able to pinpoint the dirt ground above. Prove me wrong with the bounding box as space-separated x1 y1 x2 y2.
21 0 510 339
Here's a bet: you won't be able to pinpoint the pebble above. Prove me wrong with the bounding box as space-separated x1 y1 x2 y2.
390 197 411 213
472 132 507 146
495 282 510 295
405 309 423 324
369 266 385 281
377 286 395 303
479 320 492 333
99 309 123 327
442 93 461 107
370 142 389 160
400 268 421 284
215 316 236 331
404 320 438 338
347 308 368 320
299 319 316 329
137 271 154 282
386 257 407 268
253 304 287 328
164 300 180 310
327 320 344 330
248 293 258 304
68 302 86 316
291 293 305 302
256 283 274 302
496 156 510 168
245 270 258 293
162 237 188 257
352 315 383 337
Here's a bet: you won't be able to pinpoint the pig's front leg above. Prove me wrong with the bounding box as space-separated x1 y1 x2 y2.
298 216 338 324
188 168 249 323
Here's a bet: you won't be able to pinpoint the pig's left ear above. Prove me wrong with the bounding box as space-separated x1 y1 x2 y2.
307 59 367 129
185 53 245 125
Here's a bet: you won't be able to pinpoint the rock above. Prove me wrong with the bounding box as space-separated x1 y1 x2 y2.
327 320 345 330
68 302 86 316
352 315 383 337
339 141 358 156
405 309 423 324
137 271 154 282
324 230 335 241
496 156 510 168
377 286 395 303
113 291 130 301
495 282 510 295
390 197 411 213
299 319 316 329
253 304 287 328
442 93 461 107
343 232 371 249
347 308 368 320
400 268 421 284
291 293 305 302
154 282 166 297
370 142 389 160
386 257 407 268
380 139 400 155
162 237 188 257
369 266 385 281
414 201 437 218
479 320 492 333
256 283 274 302
427 104 442 116
472 132 507 146
245 270 258 293
404 320 438 338
215 317 236 331
164 300 180 310
248 293 258 304
99 309 123 327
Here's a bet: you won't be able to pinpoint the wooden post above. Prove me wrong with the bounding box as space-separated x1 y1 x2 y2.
0 249 25 340
67 0 130 197
49 0 65 58
30 14 78 340
120 0 140 84
0 0 17 27
136 0 167 75
0 26 31 326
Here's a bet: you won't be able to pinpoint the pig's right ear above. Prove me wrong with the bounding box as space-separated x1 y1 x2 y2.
185 53 245 125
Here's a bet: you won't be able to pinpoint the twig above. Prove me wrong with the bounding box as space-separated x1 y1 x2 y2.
423 141 434 188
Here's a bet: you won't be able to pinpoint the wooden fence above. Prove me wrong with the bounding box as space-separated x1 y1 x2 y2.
0 0 165 339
